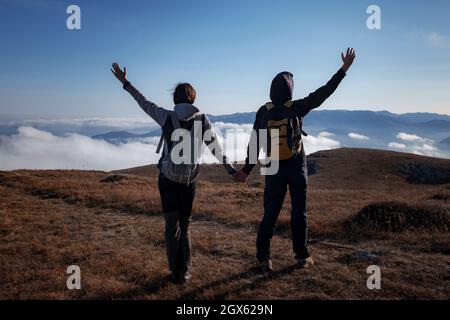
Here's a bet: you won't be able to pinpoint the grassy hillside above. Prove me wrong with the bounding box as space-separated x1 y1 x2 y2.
0 148 449 299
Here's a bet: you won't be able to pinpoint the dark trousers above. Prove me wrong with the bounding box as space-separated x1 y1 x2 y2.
256 155 309 261
158 174 196 273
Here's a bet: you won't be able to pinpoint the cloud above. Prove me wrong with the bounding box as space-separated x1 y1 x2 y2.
19 117 157 130
0 117 159 137
2 120 449 171
211 122 253 131
202 123 254 163
388 142 406 149
411 143 438 157
410 29 450 48
318 131 335 138
427 32 450 48
348 132 370 140
390 132 445 158
0 127 160 171
204 126 342 163
303 133 341 154
0 125 342 171
397 132 425 142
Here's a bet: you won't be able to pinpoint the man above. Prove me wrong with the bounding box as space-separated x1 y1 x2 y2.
235 48 356 272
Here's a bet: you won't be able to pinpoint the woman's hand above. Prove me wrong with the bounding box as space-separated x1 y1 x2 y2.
341 48 356 72
111 62 127 84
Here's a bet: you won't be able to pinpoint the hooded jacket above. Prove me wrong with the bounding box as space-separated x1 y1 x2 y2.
242 68 347 175
270 71 294 104
123 82 236 176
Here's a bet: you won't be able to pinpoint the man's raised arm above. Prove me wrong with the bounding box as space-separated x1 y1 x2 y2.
292 48 356 117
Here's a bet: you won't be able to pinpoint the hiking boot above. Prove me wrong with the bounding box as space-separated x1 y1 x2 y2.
179 270 192 284
258 259 273 273
295 256 314 268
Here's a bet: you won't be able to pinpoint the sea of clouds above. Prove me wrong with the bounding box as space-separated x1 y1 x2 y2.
0 118 447 171
0 121 341 171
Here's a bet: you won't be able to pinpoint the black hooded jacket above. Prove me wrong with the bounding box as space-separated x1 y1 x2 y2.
270 71 294 104
242 68 346 175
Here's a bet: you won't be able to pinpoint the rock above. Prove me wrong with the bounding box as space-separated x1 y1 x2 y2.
351 250 378 262
338 250 379 264
348 201 450 232
401 161 450 184
99 175 128 183
307 159 320 176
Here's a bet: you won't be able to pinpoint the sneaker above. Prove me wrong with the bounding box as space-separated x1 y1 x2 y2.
295 256 314 268
258 259 273 273
178 270 192 284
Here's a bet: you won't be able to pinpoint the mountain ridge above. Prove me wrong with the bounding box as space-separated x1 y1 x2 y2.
91 110 450 151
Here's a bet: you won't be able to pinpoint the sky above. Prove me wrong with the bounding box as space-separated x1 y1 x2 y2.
0 0 449 118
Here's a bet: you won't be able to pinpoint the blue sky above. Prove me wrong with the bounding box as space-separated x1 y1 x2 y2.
0 0 449 118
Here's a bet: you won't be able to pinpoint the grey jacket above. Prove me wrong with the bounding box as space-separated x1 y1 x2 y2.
123 82 236 176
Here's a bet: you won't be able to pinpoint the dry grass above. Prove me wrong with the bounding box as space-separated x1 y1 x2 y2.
0 148 449 300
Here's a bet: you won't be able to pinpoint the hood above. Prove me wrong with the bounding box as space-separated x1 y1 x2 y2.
174 103 200 121
270 71 294 104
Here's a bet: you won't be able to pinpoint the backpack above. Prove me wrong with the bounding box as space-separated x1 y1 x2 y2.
156 112 204 185
265 100 307 161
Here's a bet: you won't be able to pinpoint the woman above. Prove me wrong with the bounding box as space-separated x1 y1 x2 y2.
111 62 237 284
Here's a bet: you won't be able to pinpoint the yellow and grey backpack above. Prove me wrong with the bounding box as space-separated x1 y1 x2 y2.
265 101 307 161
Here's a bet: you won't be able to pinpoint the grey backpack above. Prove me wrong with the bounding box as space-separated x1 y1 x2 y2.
156 112 203 185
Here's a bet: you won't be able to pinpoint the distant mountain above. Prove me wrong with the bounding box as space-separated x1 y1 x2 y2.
92 128 161 144
92 131 142 140
413 120 450 132
441 137 450 145
207 112 256 124
439 137 450 151
91 110 450 148
207 110 450 143
376 111 450 123
208 109 450 128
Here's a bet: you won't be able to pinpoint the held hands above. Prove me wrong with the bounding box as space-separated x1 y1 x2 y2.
341 48 356 73
111 62 127 84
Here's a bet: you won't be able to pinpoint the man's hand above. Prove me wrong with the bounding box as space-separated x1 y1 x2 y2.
341 48 356 72
234 170 248 183
111 62 127 84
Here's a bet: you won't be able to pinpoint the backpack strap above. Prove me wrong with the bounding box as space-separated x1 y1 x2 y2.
156 133 164 154
265 102 275 110
156 112 181 154
265 100 293 110
156 112 203 154
169 111 181 130
193 113 204 123
284 100 294 108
